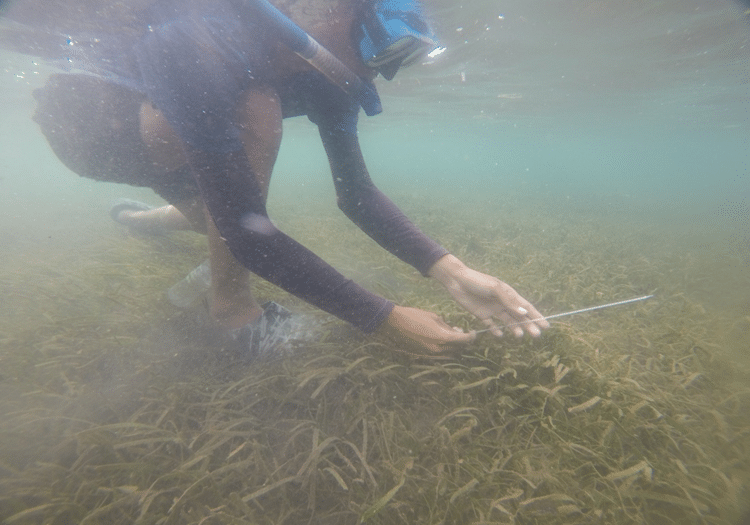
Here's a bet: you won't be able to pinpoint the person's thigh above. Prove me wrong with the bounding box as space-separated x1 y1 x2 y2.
33 74 155 186
33 73 202 204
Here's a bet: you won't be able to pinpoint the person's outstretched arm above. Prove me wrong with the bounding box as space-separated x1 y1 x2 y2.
320 126 549 339
319 126 447 276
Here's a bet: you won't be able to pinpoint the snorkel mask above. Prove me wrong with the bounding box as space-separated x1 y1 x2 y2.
358 0 438 80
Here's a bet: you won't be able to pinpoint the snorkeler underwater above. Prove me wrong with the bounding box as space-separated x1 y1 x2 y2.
0 0 749 523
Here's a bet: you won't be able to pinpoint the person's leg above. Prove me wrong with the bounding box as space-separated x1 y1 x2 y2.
112 103 205 233
112 200 199 233
236 85 282 201
134 100 261 327
135 87 283 329
204 210 262 329
207 84 283 328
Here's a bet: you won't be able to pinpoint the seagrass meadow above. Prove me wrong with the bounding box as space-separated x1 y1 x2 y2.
0 190 748 525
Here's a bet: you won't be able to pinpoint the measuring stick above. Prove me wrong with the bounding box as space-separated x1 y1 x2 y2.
475 294 654 334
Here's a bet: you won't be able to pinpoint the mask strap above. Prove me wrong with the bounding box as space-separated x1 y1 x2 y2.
248 0 382 116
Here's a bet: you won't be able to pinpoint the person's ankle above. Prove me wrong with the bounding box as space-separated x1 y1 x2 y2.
210 299 263 330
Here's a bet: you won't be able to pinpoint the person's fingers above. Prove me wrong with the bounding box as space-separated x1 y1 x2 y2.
523 321 542 338
518 301 549 330
427 331 475 355
412 334 471 355
429 318 475 348
484 311 541 338
488 283 528 317
496 311 525 338
384 306 476 355
491 286 549 336
445 326 476 344
511 304 548 337
480 318 504 337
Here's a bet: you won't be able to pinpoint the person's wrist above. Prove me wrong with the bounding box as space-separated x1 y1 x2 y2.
375 304 400 334
427 254 465 286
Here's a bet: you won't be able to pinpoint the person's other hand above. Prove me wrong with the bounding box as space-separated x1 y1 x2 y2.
376 305 476 355
429 254 549 338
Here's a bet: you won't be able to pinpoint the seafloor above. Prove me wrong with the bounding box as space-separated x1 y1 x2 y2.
0 190 748 525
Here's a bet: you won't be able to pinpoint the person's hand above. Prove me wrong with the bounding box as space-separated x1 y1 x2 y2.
376 305 476 355
428 254 549 338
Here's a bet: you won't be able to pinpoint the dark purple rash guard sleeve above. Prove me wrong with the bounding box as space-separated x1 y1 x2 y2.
189 148 393 333
294 73 449 276
318 128 449 276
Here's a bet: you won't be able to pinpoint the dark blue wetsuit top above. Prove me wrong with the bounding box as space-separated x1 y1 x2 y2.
88 0 451 332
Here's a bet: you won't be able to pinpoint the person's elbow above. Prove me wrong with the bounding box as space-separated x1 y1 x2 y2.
239 213 279 237
336 183 375 217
